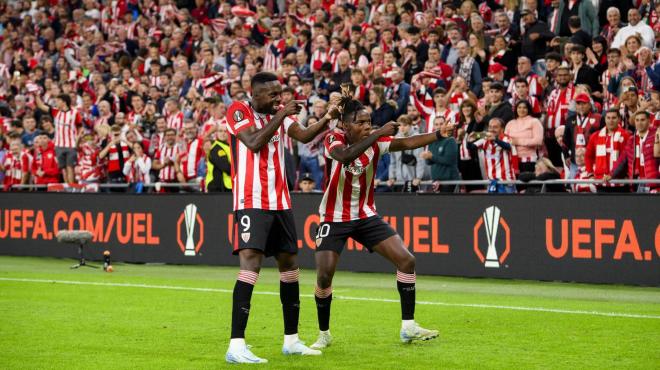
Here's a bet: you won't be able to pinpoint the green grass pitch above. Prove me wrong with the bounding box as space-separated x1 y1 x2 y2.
0 256 658 369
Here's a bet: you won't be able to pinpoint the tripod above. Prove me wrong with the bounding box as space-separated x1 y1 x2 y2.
71 243 99 269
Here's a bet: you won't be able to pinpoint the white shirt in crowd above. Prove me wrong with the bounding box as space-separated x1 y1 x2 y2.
611 22 656 49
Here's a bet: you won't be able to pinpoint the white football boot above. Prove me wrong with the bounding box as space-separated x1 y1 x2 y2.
400 322 439 344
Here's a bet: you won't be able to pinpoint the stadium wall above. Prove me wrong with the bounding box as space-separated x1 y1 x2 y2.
0 193 658 286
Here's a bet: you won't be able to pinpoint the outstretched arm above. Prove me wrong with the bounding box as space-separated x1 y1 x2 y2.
287 105 338 143
330 122 398 165
389 131 440 152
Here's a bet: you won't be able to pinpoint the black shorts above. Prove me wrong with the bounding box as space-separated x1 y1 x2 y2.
232 209 298 257
55 147 77 168
315 215 397 255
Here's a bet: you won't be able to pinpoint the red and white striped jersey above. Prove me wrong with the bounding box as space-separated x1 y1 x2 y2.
263 38 286 71
52 108 82 148
155 144 181 181
426 108 458 133
311 49 329 74
573 166 597 193
319 131 392 222
123 155 152 184
203 116 225 140
106 142 131 174
545 85 575 130
166 111 184 132
180 137 205 180
226 100 296 211
473 136 518 181
149 75 163 88
507 73 542 98
3 150 32 190
95 114 113 128
508 95 542 115
76 143 100 182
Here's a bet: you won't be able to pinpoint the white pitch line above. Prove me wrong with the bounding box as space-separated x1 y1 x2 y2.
1 277 658 320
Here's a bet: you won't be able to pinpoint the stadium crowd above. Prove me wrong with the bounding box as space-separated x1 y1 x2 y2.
0 0 659 193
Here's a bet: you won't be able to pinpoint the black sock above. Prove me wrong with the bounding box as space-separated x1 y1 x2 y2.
280 281 300 335
231 280 255 338
396 271 416 320
315 294 332 331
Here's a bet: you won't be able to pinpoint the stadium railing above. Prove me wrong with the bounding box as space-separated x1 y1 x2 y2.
8 179 660 192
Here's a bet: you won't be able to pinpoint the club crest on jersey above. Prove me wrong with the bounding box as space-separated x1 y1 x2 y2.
315 238 323 247
269 135 280 144
343 164 366 176
241 232 250 243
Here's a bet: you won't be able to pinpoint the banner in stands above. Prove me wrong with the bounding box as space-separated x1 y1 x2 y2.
0 193 658 286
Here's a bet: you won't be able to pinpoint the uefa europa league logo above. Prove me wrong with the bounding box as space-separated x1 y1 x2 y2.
183 204 198 256
482 206 501 268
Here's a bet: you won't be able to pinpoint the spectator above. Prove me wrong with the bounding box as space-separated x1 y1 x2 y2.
556 0 599 37
21 116 41 148
584 109 631 192
297 116 325 190
607 111 659 192
457 99 485 191
482 82 514 125
518 157 567 193
2 136 32 191
386 67 411 119
34 93 82 184
152 128 182 192
388 115 426 192
297 173 319 193
600 7 625 45
77 133 101 185
505 100 544 173
570 45 602 97
612 9 655 50
454 40 482 96
520 9 554 65
180 119 206 184
572 147 599 193
31 135 60 186
99 125 131 189
563 93 602 177
467 118 517 193
369 86 396 128
420 116 460 193
123 142 152 192
205 124 232 193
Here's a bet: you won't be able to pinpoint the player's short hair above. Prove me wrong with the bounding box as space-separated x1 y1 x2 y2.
164 128 177 135
634 110 650 119
251 72 279 90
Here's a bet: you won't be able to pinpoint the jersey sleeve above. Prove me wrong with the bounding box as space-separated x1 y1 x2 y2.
283 116 296 134
226 101 254 135
50 108 59 117
473 138 486 149
376 136 392 154
323 132 345 158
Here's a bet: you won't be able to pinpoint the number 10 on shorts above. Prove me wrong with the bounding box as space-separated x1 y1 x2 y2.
316 224 330 246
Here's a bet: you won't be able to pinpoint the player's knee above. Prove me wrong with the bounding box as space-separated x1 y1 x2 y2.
317 271 334 289
397 254 415 273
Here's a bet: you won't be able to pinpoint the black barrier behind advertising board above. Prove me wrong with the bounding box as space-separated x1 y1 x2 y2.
0 193 658 285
